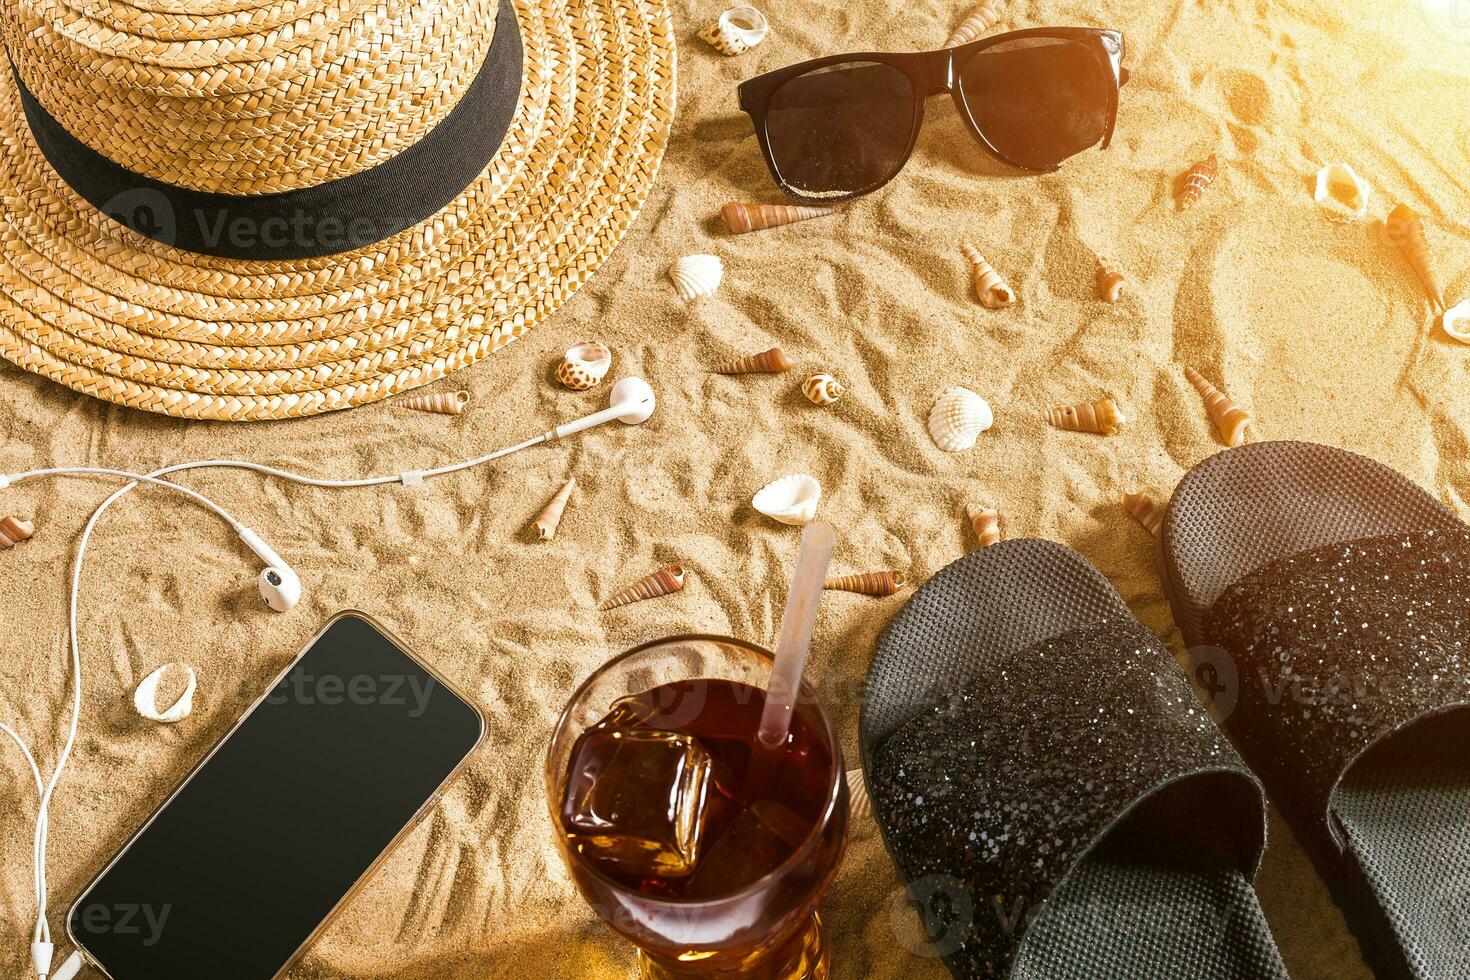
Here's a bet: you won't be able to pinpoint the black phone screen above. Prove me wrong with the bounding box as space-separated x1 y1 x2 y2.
69 612 484 980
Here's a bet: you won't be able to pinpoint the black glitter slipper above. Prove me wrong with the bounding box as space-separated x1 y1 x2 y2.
861 539 1288 979
1160 440 1470 980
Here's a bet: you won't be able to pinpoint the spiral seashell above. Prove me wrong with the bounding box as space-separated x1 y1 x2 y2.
396 390 469 415
598 564 687 611
555 341 613 391
966 504 1000 549
1313 163 1371 223
960 244 1015 308
534 479 577 541
945 1 1003 47
0 516 34 549
1097 259 1126 303
133 662 196 724
722 202 835 234
1184 366 1251 447
1386 204 1444 311
717 347 794 374
846 768 873 824
1121 491 1164 537
1443 298 1470 345
753 474 822 526
824 571 907 596
670 254 724 301
1177 153 1218 211
801 373 846 406
698 5 769 55
1045 398 1127 436
928 386 993 452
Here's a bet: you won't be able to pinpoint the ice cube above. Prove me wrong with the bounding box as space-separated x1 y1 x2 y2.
682 799 812 898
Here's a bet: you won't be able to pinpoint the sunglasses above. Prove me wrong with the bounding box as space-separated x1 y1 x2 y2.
737 28 1128 202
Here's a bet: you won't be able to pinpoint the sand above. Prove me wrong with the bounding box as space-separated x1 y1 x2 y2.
1 0 1468 977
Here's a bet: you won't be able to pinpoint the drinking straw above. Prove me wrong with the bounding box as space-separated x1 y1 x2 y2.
757 521 836 747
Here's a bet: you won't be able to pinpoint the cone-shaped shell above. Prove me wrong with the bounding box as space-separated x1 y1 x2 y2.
718 347 794 374
1177 153 1218 211
801 373 845 406
670 254 724 301
960 244 1016 308
1184 366 1251 447
928 386 993 452
1097 260 1126 303
1387 204 1443 311
945 2 1003 47
1443 298 1470 345
1122 491 1164 537
0 516 35 548
847 768 873 824
698 6 769 56
555 341 613 391
966 504 1000 549
598 564 687 611
824 571 906 596
1313 163 1371 223
753 474 822 526
722 202 834 234
133 662 197 724
397 390 469 415
1045 398 1126 436
534 479 577 541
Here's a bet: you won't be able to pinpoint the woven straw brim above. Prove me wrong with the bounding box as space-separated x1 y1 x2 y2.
0 0 675 420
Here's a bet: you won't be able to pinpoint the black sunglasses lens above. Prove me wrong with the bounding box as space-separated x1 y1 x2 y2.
764 61 916 199
956 38 1113 170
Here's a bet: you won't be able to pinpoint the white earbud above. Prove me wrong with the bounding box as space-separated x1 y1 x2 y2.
238 527 301 612
550 376 657 440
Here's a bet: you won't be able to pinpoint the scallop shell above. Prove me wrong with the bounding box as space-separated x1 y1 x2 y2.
1313 163 1371 223
722 203 834 234
824 571 906 596
1184 366 1251 447
670 254 724 301
801 373 846 406
960 244 1016 308
1097 259 1126 303
928 386 993 452
717 347 794 374
698 5 768 56
534 479 577 541
1387 204 1444 311
598 564 687 611
752 474 822 526
555 341 612 391
133 663 197 724
1177 153 1218 211
0 515 34 549
1442 298 1470 344
966 504 1000 549
397 390 469 415
1121 491 1163 537
1045 398 1126 436
944 1 1003 47
846 767 873 824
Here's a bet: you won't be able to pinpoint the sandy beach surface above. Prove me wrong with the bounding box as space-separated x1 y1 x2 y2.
2 0 1468 976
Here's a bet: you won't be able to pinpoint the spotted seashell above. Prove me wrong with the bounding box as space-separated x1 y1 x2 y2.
927 386 993 452
555 341 613 391
752 474 822 526
1184 366 1251 447
669 254 724 301
133 663 197 724
598 564 687 611
1313 163 1371 223
0 516 34 548
801 373 845 406
698 6 768 56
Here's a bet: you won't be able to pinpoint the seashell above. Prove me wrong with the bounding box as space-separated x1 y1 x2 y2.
1443 298 1470 344
1313 163 1371 223
555 341 612 391
1121 490 1164 537
966 504 1000 549
1097 259 1126 303
0 516 34 549
801 373 846 406
846 767 873 824
717 347 794 374
1184 366 1251 447
960 244 1016 308
1177 153 1218 211
669 254 724 301
598 564 687 611
928 386 993 452
1386 204 1444 311
133 662 196 724
698 5 769 56
944 1 1003 47
752 474 822 526
396 390 469 415
722 202 834 234
1045 397 1127 436
534 479 577 541
824 571 906 596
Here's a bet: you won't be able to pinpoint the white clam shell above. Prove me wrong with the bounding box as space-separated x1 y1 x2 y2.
1443 298 1470 344
928 386 993 452
699 6 769 55
1313 163 1371 222
133 662 197 724
669 254 724 301
752 474 822 526
556 340 612 390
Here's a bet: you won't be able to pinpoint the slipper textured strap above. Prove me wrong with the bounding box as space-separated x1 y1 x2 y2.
869 617 1264 978
1203 527 1470 851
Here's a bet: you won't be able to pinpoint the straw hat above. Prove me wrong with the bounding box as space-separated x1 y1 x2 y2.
0 0 675 419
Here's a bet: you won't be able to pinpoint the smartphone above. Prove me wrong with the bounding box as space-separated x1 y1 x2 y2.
67 611 484 980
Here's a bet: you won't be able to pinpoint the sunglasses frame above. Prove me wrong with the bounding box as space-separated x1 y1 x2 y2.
737 27 1128 202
